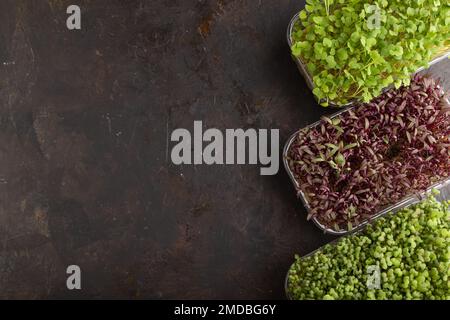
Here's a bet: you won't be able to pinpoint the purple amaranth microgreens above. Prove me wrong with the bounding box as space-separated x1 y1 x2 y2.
288 75 450 231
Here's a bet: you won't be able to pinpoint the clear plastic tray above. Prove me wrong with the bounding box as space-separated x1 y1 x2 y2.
283 104 450 236
284 179 450 300
287 12 450 107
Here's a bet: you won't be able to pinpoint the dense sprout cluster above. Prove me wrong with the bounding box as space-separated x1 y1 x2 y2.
291 0 450 106
287 75 450 231
288 196 450 300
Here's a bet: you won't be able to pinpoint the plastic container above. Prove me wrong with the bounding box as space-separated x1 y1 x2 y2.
287 12 450 107
284 178 450 300
283 103 450 236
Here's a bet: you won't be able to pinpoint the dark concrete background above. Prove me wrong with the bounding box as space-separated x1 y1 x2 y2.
0 0 448 299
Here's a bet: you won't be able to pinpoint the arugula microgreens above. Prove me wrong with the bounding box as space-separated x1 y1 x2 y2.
291 0 450 107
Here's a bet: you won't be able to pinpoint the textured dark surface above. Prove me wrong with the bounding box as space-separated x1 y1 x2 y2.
0 0 449 299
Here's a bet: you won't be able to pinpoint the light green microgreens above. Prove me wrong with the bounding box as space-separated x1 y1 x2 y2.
291 0 450 106
288 196 450 300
